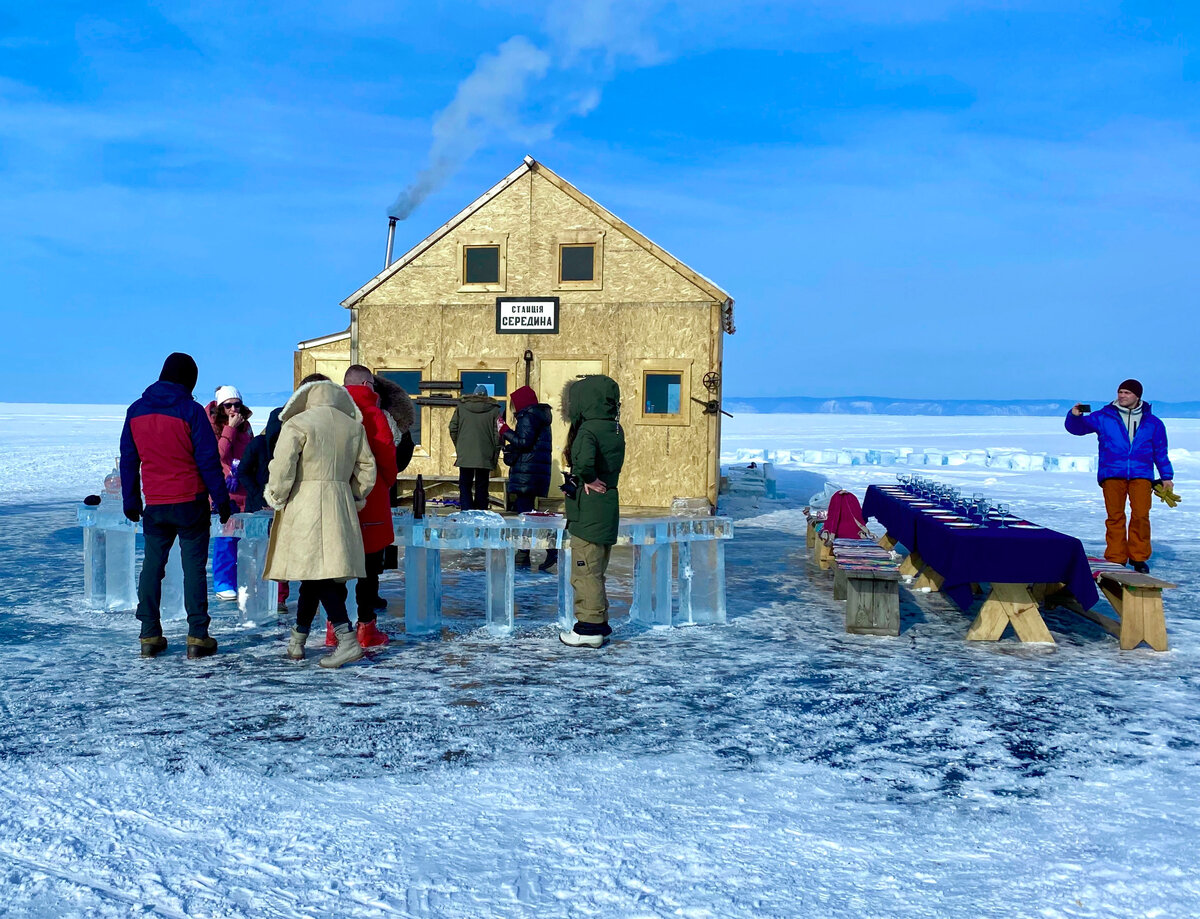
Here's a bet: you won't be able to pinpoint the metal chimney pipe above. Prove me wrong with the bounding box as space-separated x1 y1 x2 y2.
384 217 397 269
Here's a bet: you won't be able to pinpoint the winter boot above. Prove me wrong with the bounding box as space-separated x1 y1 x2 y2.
373 595 388 611
515 549 531 569
538 549 559 573
559 621 611 649
140 636 168 658
286 629 307 660
356 620 390 648
186 635 218 659
324 620 338 647
319 623 365 669
1131 560 1151 574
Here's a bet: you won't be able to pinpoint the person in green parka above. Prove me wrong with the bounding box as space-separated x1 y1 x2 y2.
449 385 502 510
560 374 626 649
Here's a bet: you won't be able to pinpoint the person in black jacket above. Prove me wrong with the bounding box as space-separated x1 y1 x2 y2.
498 385 556 570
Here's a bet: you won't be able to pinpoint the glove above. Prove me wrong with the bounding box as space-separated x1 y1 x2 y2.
217 500 233 524
124 506 141 524
1152 480 1181 508
497 419 511 438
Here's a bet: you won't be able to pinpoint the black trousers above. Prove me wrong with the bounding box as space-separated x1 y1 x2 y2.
136 497 211 639
512 492 536 514
458 468 490 510
354 549 386 623
296 580 350 633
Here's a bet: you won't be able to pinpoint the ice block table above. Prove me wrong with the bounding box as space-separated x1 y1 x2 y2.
396 510 733 637
77 502 278 620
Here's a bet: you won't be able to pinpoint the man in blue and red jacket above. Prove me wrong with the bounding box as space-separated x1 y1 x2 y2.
1066 378 1174 573
120 352 232 659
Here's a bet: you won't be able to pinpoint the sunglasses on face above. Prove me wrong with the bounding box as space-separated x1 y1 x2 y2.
222 401 243 411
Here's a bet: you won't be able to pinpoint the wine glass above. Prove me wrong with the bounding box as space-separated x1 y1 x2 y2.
995 503 1011 527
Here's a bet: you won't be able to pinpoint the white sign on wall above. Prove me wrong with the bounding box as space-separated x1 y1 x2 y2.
496 297 559 334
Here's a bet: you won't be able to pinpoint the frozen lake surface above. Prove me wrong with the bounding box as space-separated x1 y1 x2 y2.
1 405 1198 917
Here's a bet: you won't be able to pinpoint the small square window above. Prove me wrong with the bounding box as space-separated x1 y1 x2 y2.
464 246 500 285
644 373 682 415
560 244 595 282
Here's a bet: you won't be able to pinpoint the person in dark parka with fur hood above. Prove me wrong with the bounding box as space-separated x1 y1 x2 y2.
499 385 556 569
559 374 625 649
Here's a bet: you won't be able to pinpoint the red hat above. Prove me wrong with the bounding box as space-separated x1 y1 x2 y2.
510 385 538 414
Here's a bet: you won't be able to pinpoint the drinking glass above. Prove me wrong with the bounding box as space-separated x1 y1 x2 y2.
995 503 1011 528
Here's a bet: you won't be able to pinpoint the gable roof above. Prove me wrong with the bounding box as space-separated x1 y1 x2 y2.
340 156 734 319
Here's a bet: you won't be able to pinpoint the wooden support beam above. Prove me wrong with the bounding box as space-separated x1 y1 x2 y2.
966 582 1054 644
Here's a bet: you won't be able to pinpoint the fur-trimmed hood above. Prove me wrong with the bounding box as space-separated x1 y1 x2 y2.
280 380 362 423
373 374 416 433
560 375 620 424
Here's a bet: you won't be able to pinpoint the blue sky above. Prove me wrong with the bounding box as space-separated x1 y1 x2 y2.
1 1 1196 403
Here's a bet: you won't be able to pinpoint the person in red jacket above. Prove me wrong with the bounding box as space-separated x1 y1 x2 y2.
343 365 400 648
206 385 254 600
120 353 232 659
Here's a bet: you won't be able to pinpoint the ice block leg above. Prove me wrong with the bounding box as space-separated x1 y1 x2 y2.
632 543 673 627
557 542 574 631
404 545 442 636
485 548 515 636
236 537 276 621
161 542 187 621
676 539 726 625
105 526 137 611
83 527 106 609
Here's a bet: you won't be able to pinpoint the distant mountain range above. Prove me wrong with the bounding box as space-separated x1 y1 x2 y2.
724 396 1200 418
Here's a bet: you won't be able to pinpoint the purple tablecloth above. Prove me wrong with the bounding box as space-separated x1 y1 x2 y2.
862 485 1099 611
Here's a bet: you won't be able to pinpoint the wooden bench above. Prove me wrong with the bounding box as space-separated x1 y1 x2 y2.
1063 564 1176 651
831 540 902 636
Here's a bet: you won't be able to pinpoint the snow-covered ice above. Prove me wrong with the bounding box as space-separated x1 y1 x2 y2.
2 405 1199 917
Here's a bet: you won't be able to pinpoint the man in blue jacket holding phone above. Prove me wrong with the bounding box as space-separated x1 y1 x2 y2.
1066 379 1173 573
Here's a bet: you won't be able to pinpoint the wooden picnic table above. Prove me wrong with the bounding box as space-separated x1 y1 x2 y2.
862 485 1101 646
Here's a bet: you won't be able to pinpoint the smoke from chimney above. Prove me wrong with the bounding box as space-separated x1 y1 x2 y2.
388 2 666 220
389 36 550 219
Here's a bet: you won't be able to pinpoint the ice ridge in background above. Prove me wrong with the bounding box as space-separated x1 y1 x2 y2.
726 396 1200 418
723 446 1112 472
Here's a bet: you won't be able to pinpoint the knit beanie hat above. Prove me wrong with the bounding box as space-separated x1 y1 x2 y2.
1118 379 1143 399
509 385 538 414
159 352 198 393
474 384 490 395
215 385 243 405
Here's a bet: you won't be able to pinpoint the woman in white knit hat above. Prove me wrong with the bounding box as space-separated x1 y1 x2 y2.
206 384 254 600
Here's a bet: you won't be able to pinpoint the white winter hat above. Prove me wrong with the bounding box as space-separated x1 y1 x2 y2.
215 385 243 405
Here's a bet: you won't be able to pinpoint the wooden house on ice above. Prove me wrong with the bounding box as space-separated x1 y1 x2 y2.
295 156 735 512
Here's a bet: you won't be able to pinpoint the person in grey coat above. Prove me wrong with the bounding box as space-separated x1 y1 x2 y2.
449 384 501 510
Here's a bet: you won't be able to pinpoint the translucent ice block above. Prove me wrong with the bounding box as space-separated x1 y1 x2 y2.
404 544 442 636
676 538 726 626
557 542 574 631
83 527 106 609
160 542 186 621
105 527 137 611
632 526 673 627
485 548 515 636
236 536 276 621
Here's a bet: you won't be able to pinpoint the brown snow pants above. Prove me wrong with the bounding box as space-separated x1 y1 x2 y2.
1101 477 1153 565
570 536 612 626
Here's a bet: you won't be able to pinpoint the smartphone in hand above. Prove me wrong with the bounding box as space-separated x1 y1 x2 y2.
1077 403 1091 414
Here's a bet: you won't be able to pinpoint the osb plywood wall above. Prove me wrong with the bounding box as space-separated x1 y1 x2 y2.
353 170 725 508
293 339 351 388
